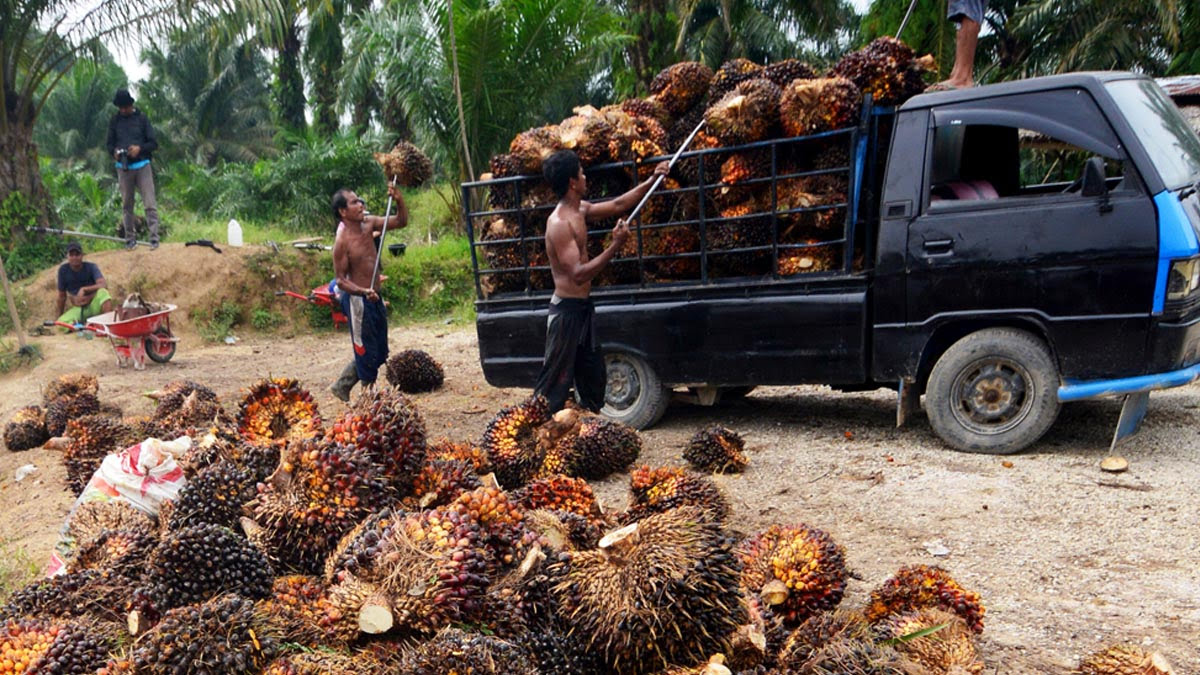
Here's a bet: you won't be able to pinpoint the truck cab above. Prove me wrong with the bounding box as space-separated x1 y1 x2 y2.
465 72 1200 454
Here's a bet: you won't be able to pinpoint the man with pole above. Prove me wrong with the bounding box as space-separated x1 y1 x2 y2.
328 180 407 402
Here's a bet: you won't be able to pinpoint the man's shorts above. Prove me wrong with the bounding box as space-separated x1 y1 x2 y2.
58 288 112 326
947 0 987 24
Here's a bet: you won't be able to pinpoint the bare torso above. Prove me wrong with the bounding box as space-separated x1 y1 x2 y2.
335 222 380 292
546 203 590 298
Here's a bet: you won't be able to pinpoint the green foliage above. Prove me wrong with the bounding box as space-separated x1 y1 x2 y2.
379 236 474 322
0 539 40 604
1 192 64 281
676 0 855 68
0 344 43 374
33 54 129 175
192 299 243 341
38 161 122 235
861 0 955 77
251 306 285 330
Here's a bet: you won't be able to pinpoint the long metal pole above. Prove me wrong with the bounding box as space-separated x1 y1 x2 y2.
370 175 399 292
34 226 150 247
626 118 707 224
896 0 921 40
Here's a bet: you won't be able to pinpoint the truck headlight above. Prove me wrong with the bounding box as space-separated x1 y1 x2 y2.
1167 257 1200 302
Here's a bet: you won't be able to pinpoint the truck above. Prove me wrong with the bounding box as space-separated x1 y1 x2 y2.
461 72 1200 454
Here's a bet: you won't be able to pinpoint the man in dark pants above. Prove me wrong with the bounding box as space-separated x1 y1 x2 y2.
534 150 668 413
328 185 408 402
106 88 161 249
939 0 988 89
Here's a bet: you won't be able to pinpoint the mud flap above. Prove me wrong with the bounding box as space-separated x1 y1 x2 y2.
896 378 919 428
1110 391 1150 452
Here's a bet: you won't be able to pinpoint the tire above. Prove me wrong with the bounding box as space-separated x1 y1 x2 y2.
925 328 1060 454
145 333 176 363
601 352 671 430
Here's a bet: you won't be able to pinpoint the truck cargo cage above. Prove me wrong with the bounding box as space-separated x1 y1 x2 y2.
462 101 895 304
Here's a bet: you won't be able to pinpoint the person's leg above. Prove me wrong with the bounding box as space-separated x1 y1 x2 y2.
80 289 113 321
57 305 83 329
118 169 137 247
358 299 389 385
533 301 581 413
137 165 160 247
335 291 368 397
573 306 607 413
941 0 985 88
330 360 359 402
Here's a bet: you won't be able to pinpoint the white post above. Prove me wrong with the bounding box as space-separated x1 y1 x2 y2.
0 253 28 349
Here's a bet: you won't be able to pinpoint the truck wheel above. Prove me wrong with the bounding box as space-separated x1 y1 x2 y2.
602 352 670 430
925 328 1060 454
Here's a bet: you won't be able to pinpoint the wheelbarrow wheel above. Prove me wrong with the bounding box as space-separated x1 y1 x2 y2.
145 330 177 363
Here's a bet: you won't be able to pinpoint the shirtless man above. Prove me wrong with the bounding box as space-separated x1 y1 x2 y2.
533 150 669 413
329 184 408 401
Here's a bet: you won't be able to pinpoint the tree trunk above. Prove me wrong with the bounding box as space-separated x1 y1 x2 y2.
0 122 57 231
273 25 308 135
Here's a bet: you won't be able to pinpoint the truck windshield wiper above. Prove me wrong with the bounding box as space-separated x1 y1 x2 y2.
1179 179 1200 201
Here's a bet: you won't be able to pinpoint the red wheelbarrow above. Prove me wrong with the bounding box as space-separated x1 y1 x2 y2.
49 304 179 370
276 277 388 330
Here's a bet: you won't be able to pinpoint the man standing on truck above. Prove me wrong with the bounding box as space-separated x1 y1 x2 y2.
534 150 669 413
936 0 988 90
328 184 408 402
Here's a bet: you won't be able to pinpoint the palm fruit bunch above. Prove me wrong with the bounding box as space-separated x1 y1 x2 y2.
130 594 279 674
684 424 749 473
3 406 48 452
650 61 714 116
486 153 528 213
164 460 257 531
623 465 730 523
44 392 100 437
832 36 934 107
398 627 539 674
254 575 348 648
780 77 862 136
237 377 322 445
524 508 603 552
0 617 113 674
646 224 701 280
797 637 922 674
558 111 615 166
481 395 551 489
449 486 530 567
264 651 385 675
704 78 782 147
43 372 100 403
779 242 840 276
427 437 491 473
510 125 564 174
149 379 231 435
764 58 818 88
66 528 156 579
863 564 986 633
373 140 434 187
65 499 153 548
522 628 604 674
609 113 669 165
0 569 128 624
62 415 136 495
513 474 606 527
775 608 872 668
221 439 281 482
130 523 273 627
670 106 722 186
478 216 526 296
738 523 848 626
150 380 216 417
720 149 772 186
325 387 426 494
245 439 394 572
549 415 642 480
710 200 773 277
621 96 672 127
549 506 747 672
873 608 984 674
1077 644 1177 675
384 349 444 393
709 58 765 102
407 457 482 509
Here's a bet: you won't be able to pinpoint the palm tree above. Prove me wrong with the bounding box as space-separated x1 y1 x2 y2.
138 28 277 166
343 0 624 183
860 0 956 77
1 0 278 229
674 0 853 68
33 53 128 173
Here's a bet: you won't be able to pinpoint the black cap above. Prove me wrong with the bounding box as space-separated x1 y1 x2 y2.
113 89 134 107
66 241 83 254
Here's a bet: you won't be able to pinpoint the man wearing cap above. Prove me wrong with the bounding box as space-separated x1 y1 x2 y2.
106 88 161 250
55 242 113 326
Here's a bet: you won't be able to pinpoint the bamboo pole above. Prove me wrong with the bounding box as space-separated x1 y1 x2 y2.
0 251 28 349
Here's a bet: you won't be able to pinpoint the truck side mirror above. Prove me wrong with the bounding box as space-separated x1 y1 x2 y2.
1082 156 1108 197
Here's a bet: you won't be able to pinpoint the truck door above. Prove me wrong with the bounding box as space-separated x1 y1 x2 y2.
906 88 1159 379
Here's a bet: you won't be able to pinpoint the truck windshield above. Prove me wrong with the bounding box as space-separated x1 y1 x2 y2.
1106 78 1200 190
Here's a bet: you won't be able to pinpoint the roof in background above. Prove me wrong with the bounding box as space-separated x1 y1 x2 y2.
1158 75 1200 98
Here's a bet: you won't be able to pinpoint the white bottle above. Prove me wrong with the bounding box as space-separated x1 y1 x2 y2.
227 218 243 247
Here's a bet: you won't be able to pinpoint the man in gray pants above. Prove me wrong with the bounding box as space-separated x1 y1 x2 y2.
940 0 988 89
106 89 161 250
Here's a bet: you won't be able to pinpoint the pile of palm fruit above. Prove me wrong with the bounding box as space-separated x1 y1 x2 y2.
0 373 1180 674
476 37 936 296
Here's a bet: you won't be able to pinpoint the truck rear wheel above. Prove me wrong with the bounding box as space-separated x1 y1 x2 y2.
925 328 1060 454
602 352 670 430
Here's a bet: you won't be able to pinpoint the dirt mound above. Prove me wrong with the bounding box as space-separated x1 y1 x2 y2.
20 243 326 341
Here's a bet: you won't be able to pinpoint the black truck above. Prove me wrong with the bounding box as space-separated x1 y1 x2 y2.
462 72 1200 454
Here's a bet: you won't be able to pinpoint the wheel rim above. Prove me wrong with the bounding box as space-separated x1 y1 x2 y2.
604 354 643 413
949 357 1034 435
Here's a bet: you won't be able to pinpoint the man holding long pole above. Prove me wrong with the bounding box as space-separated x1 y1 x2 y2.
328 181 407 402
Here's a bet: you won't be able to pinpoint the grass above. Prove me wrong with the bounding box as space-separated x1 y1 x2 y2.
0 538 40 604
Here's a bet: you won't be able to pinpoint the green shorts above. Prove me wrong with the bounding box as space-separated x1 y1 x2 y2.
58 288 112 326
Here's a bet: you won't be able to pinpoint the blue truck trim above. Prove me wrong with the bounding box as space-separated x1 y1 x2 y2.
1058 363 1200 401
1152 190 1200 314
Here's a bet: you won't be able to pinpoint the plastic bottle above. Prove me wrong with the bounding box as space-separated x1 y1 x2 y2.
227 218 243 247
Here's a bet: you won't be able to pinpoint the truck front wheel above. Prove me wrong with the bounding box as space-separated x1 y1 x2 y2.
925 328 1060 454
602 352 671 430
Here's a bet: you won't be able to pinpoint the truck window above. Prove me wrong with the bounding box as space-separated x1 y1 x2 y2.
1106 78 1200 190
929 123 1129 206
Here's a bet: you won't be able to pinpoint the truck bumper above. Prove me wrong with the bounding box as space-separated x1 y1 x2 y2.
1058 363 1200 401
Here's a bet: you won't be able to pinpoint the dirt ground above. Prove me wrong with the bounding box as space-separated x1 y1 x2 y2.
1 246 1198 673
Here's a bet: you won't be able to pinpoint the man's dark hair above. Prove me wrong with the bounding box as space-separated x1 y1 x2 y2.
543 150 581 198
331 188 353 226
